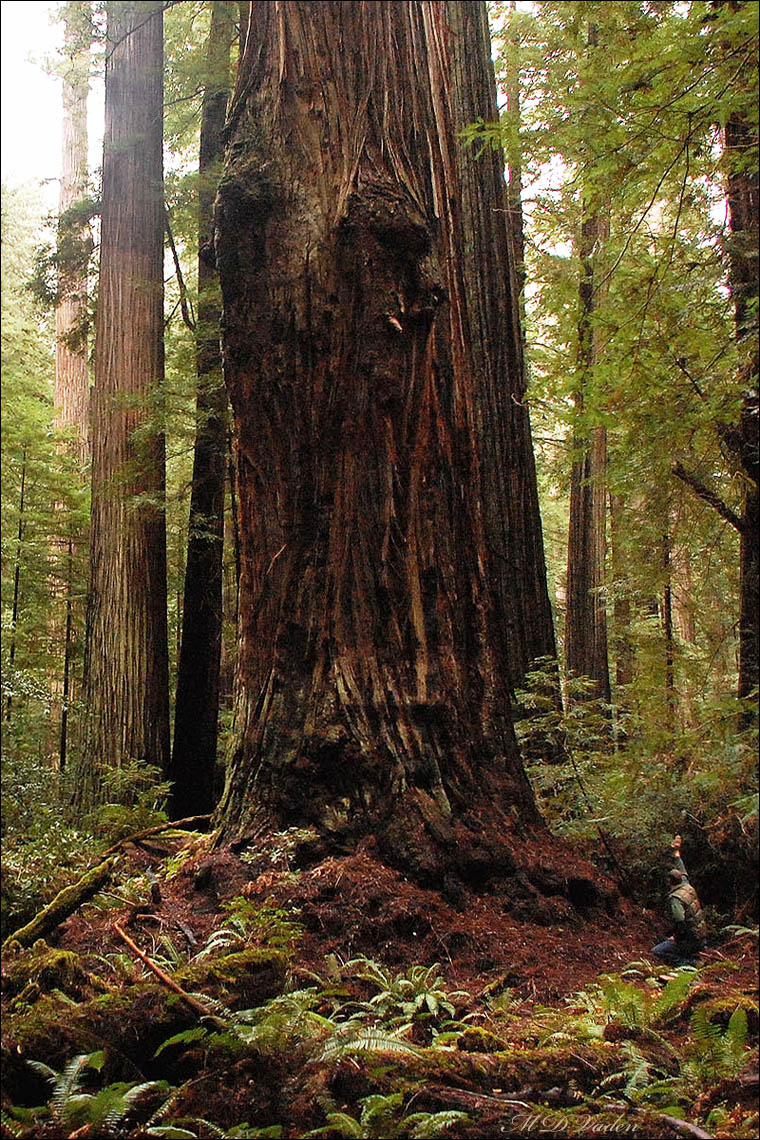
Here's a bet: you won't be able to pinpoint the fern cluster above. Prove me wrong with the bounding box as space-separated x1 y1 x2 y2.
306 1092 468 1139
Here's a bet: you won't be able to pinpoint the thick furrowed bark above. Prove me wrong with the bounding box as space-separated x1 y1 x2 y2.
215 1 544 881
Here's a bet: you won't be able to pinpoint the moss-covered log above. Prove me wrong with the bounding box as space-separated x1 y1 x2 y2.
2 857 116 951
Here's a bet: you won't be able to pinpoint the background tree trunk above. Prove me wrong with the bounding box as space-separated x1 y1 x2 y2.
169 1 235 819
5 453 26 724
448 2 557 695
55 0 92 466
724 109 759 706
52 0 92 771
215 0 545 882
565 205 611 705
83 0 169 793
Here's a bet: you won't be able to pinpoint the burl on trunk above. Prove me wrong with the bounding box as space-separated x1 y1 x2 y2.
215 1 547 883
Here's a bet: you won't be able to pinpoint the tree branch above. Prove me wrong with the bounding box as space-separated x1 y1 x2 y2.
103 814 212 856
671 461 743 531
114 924 227 1030
165 207 196 333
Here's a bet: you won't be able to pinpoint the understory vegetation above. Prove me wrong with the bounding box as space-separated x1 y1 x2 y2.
1 824 758 1139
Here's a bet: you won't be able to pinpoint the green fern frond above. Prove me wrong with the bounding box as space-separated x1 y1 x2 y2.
408 1109 470 1137
724 1008 749 1074
25 1059 59 1088
307 1110 365 1137
50 1052 102 1120
155 1026 210 1057
102 1080 167 1133
182 1120 226 1138
0 1109 26 1138
691 1007 723 1044
652 971 694 1022
144 1127 199 1139
316 1026 422 1063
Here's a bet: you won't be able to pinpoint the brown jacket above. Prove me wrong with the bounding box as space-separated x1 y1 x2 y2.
669 881 707 946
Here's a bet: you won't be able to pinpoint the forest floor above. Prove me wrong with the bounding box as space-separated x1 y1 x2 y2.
2 824 758 1140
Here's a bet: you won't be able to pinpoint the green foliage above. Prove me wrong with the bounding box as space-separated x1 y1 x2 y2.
9 1048 279 1140
515 659 758 904
482 1 758 842
688 1006 750 1080
83 762 171 843
307 1092 468 1138
219 896 304 952
153 952 469 1075
342 957 470 1033
0 757 97 937
314 1026 423 1064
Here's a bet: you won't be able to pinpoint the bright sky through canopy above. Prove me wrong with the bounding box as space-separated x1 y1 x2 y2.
1 1 63 203
1 0 103 207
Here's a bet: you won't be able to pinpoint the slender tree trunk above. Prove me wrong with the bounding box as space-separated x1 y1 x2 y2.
5 453 26 724
564 22 611 707
671 542 696 645
83 0 169 793
565 204 611 705
215 0 545 882
169 1 234 819
662 527 676 734
609 493 633 690
55 0 92 466
52 1 92 769
59 538 74 771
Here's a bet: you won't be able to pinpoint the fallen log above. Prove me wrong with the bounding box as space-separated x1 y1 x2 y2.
3 857 117 951
102 814 212 856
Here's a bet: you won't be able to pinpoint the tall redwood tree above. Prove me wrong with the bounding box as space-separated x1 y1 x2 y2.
83 0 169 792
55 0 92 467
215 0 553 880
169 1 235 819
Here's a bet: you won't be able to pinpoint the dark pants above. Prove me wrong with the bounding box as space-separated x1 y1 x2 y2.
651 937 701 966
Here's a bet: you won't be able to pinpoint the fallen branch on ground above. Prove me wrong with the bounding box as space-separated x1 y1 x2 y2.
606 1102 714 1140
103 814 212 856
113 923 227 1030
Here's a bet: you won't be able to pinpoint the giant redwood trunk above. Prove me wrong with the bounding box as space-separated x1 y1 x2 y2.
83 0 169 791
215 0 548 881
169 2 235 819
